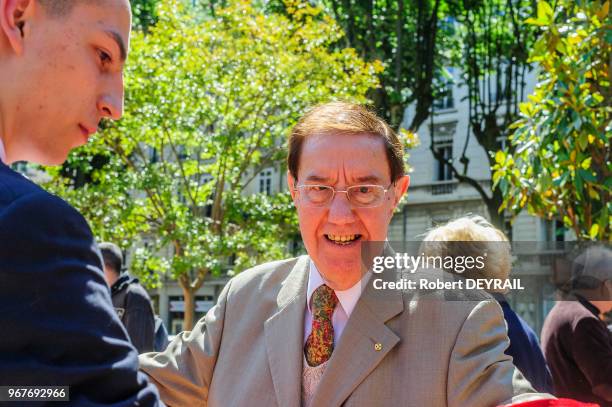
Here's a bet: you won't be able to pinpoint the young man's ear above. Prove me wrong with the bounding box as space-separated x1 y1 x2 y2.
0 0 36 56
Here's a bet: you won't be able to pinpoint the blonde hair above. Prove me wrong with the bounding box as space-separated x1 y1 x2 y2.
421 215 512 293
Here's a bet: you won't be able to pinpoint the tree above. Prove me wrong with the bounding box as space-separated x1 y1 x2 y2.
316 0 456 130
493 0 611 241
306 0 537 229
45 0 381 329
425 0 537 230
130 0 160 31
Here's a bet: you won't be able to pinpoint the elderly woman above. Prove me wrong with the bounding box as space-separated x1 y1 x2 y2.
421 215 553 393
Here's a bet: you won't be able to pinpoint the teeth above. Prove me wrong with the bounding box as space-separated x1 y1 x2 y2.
327 234 358 244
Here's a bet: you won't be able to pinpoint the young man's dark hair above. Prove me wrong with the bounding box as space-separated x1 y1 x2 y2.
37 0 98 18
100 241 124 275
37 0 75 16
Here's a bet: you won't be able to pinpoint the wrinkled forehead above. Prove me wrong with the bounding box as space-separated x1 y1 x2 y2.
299 133 391 184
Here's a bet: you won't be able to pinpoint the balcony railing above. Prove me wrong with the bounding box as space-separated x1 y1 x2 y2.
431 180 457 195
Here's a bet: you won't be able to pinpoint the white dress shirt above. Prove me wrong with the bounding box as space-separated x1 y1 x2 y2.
303 261 370 345
0 137 5 163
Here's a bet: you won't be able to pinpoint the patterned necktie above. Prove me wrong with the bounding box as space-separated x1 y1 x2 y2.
304 284 338 367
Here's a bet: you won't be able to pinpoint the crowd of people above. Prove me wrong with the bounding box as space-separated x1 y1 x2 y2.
0 0 610 406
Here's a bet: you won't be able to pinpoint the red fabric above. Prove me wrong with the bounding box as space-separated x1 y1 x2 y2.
498 399 599 407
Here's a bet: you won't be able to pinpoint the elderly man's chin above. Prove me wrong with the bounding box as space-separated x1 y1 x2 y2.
317 257 365 290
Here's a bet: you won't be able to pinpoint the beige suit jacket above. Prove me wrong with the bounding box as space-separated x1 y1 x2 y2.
140 255 547 406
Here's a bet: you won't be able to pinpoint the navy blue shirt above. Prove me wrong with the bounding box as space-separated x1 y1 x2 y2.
493 293 554 393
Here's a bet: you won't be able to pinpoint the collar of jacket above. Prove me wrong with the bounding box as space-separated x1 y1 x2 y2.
111 273 137 295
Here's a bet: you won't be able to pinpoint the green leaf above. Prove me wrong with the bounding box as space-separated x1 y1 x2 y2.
537 1 554 24
580 157 592 170
589 223 599 239
525 17 549 27
578 169 597 183
495 150 506 166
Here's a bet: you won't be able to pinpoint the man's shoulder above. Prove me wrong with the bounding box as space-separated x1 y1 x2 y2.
0 164 46 207
0 171 88 235
125 280 153 303
549 300 599 327
1 164 81 216
229 256 304 291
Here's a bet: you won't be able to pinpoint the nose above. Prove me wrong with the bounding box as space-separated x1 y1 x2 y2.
327 191 356 225
98 74 124 121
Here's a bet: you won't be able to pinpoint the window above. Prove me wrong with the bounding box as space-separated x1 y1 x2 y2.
169 295 215 334
433 70 455 110
542 219 565 242
431 123 456 182
504 218 513 242
258 169 273 195
435 144 453 181
149 147 159 163
433 88 454 110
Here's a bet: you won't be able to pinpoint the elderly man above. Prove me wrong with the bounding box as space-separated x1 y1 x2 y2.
140 102 543 406
0 0 160 404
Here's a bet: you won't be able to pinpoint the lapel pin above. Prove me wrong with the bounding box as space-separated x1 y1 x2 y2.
374 343 382 351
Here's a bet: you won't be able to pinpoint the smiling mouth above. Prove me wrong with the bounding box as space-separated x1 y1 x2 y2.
325 234 362 245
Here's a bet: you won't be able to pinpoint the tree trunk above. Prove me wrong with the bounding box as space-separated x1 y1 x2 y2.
182 284 196 331
485 187 506 234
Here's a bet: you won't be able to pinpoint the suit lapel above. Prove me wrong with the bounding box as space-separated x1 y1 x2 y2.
310 275 404 407
265 255 309 407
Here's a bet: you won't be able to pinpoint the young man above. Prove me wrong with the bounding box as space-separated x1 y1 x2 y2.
0 0 160 404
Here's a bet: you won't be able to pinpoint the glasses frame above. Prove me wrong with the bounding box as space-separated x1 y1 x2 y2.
293 183 395 208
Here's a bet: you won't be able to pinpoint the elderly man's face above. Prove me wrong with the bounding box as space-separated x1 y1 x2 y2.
0 0 131 165
289 133 409 290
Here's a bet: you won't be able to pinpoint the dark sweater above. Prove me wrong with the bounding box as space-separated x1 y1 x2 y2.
541 298 612 406
493 294 553 393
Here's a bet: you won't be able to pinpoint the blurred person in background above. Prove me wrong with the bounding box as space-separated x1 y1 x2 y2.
541 245 612 406
422 215 554 393
100 242 156 353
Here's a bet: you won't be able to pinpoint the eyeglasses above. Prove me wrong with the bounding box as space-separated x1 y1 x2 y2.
293 184 393 208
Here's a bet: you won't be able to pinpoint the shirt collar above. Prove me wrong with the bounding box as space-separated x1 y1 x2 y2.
0 137 5 164
307 260 369 318
574 293 601 317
